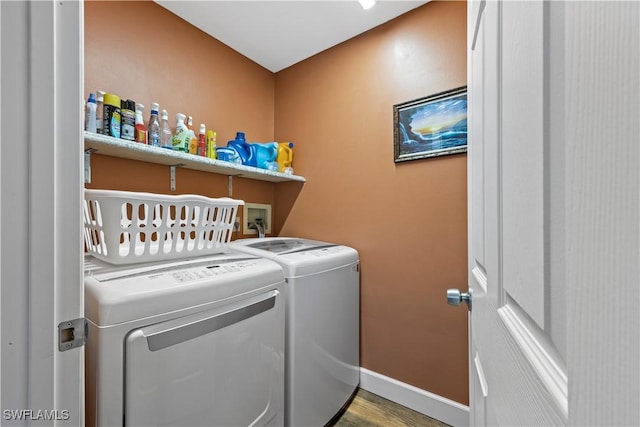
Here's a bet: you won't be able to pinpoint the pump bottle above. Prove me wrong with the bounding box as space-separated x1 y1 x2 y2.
171 113 189 152
160 109 172 149
96 91 105 134
198 124 207 156
134 104 147 144
187 116 198 154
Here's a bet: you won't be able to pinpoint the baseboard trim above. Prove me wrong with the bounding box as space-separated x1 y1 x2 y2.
359 368 469 427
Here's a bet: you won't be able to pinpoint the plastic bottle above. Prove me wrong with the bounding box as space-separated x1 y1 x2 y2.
147 103 161 147
96 91 105 134
134 104 147 144
103 93 121 138
85 92 97 133
227 132 253 166
197 124 207 156
276 142 294 172
120 99 136 141
171 113 190 152
160 109 172 149
206 130 217 159
253 142 279 169
187 116 198 154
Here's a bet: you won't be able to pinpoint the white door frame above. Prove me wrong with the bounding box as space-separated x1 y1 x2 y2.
563 2 640 424
1 1 84 424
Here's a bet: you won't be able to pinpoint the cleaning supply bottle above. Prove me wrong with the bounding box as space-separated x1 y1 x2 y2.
187 116 198 154
227 132 253 166
276 142 294 172
134 104 147 144
96 91 105 134
85 92 97 133
147 103 161 147
103 93 121 138
197 124 207 156
206 130 217 159
160 109 172 149
120 99 136 141
253 142 279 169
171 113 189 152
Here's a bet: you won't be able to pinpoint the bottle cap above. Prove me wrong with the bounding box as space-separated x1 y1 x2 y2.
236 132 245 140
103 93 120 107
151 102 159 112
122 99 135 111
199 124 206 133
176 113 186 123
87 92 96 104
97 90 105 101
136 103 145 112
187 116 193 126
161 109 169 120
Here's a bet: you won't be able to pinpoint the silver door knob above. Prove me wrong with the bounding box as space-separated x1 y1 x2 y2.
447 289 472 311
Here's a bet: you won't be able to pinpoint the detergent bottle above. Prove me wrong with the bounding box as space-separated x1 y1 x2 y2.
187 116 198 154
276 142 294 172
227 132 254 166
171 113 189 152
197 124 207 156
253 142 278 170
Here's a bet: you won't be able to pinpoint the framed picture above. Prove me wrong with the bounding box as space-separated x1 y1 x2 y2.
393 86 467 162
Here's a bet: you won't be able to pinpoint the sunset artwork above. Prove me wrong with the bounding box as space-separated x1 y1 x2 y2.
393 87 467 162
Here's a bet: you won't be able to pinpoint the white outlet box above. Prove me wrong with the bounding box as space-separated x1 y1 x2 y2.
243 203 272 236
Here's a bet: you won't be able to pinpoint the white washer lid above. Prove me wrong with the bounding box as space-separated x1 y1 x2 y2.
84 251 285 326
232 237 335 254
230 238 359 277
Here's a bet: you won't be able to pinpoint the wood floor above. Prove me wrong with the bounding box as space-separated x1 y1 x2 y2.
329 388 451 427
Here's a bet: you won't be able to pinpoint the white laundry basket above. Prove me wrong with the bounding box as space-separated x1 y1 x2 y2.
83 189 243 265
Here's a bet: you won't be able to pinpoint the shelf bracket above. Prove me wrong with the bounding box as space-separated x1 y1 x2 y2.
84 148 97 184
170 164 184 192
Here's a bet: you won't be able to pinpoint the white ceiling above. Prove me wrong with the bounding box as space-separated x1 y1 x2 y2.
154 1 429 72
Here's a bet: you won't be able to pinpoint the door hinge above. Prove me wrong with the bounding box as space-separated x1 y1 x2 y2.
58 318 88 352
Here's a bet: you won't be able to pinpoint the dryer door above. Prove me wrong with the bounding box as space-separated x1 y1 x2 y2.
124 290 284 427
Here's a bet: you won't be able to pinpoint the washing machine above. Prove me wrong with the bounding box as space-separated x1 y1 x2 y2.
230 238 360 427
84 251 285 427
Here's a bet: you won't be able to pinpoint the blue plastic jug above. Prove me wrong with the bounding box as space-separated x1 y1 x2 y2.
227 132 255 166
253 142 278 169
227 132 278 169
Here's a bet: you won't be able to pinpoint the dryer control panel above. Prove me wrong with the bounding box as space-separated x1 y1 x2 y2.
89 258 261 285
166 260 258 283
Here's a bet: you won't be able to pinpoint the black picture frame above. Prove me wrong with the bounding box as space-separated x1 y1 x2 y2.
393 86 467 162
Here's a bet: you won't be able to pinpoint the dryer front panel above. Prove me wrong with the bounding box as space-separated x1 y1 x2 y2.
124 289 284 426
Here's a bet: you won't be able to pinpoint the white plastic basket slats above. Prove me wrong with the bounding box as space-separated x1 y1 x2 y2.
83 189 244 265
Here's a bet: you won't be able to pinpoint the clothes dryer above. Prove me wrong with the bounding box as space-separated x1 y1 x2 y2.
84 252 285 426
230 238 360 427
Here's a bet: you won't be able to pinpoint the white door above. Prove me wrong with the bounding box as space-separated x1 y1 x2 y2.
455 1 640 425
1 1 84 425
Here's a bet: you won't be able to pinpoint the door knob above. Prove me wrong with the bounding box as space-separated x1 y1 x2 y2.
447 289 472 311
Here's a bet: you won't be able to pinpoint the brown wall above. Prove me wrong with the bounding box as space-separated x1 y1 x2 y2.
84 1 277 224
274 1 469 404
85 0 469 405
